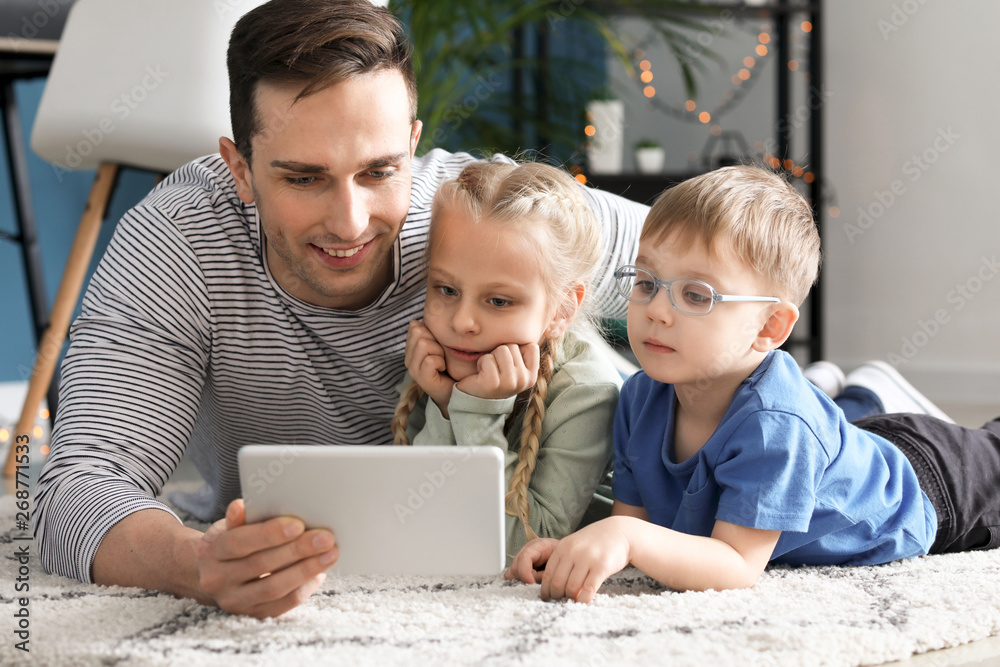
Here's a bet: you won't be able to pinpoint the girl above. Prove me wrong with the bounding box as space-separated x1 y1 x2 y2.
392 160 623 561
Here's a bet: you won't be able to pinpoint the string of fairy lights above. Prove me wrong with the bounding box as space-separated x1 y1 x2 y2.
584 14 839 219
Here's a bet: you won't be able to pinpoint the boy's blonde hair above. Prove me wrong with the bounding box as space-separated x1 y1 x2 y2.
392 160 604 543
642 165 821 305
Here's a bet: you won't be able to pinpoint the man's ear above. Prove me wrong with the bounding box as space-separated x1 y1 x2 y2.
752 302 799 352
219 137 255 205
546 283 586 339
409 120 423 158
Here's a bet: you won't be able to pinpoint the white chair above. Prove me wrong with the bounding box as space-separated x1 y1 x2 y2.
5 0 267 476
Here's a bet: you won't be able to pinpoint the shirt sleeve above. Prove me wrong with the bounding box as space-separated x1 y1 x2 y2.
581 187 647 321
504 379 618 558
714 411 829 533
610 374 642 507
410 379 617 561
32 202 212 583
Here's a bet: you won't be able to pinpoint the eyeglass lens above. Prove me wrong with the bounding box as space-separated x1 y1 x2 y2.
616 267 716 314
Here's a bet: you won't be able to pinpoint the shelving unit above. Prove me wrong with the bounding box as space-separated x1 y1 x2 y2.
587 0 824 362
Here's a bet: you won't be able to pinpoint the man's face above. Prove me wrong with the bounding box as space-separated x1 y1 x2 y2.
222 70 422 311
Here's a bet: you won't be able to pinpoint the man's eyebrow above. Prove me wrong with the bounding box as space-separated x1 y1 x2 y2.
269 153 409 173
270 160 327 173
363 152 409 169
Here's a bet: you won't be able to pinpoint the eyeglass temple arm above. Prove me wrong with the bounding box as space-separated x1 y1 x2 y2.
714 295 781 303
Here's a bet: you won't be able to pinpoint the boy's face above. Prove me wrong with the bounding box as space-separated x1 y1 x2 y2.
626 232 777 389
421 207 563 382
222 70 421 311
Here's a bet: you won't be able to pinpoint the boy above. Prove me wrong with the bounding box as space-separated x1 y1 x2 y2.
506 165 1000 603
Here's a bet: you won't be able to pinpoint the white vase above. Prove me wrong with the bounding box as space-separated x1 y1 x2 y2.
635 147 665 174
585 100 624 175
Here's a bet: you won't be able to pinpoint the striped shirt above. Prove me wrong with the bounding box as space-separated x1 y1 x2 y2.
33 149 647 583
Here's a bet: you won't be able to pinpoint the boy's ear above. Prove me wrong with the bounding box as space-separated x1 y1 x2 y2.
546 283 586 339
219 137 255 205
752 301 799 352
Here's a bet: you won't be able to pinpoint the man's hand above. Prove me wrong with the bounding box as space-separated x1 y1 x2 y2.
457 342 539 400
505 537 560 584
537 518 632 604
404 320 455 411
196 499 338 618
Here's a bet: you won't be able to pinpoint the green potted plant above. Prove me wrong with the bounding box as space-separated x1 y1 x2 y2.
635 138 665 174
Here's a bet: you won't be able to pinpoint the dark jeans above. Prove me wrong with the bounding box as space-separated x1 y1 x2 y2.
853 413 1000 554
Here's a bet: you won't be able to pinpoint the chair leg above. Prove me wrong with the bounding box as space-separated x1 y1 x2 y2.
4 163 119 478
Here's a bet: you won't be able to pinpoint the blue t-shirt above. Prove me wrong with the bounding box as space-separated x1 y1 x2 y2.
612 350 937 566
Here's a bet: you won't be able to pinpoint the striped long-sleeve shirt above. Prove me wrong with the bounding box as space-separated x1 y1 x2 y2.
32 148 647 583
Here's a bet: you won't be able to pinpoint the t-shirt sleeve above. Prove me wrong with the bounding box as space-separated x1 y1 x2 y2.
611 375 642 507
713 411 829 533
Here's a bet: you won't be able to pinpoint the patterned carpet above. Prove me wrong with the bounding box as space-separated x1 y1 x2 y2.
4 488 1000 666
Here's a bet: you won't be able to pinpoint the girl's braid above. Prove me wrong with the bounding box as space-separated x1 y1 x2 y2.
392 381 425 445
504 336 558 542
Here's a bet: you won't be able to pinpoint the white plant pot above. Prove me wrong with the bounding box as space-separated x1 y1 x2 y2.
635 147 665 174
585 100 624 175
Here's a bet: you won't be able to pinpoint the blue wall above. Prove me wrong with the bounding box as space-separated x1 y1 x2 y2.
1 77 158 382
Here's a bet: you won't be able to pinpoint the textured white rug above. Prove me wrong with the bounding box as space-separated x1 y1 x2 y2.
4 486 1000 667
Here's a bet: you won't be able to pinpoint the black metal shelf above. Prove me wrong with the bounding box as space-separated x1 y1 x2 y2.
585 0 824 361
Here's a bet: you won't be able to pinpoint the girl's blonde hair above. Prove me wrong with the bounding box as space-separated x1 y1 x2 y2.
642 165 821 305
392 160 604 542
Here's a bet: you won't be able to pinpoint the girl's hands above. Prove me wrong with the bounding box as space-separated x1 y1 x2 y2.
457 342 540 400
405 321 455 411
405 321 541 412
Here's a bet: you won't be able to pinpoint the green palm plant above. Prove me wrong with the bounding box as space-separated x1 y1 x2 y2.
389 1 725 160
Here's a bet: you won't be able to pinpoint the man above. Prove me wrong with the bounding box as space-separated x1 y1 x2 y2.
33 0 646 618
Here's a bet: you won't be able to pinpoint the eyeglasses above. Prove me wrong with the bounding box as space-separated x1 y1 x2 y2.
613 265 780 316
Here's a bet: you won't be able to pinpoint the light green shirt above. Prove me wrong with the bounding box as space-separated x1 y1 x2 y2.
402 330 622 562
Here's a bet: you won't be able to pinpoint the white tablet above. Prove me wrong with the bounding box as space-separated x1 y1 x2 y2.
238 445 506 576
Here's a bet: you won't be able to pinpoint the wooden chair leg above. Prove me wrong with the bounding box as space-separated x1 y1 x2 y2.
4 163 119 477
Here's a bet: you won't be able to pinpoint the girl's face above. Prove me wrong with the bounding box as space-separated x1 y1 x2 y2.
422 205 568 382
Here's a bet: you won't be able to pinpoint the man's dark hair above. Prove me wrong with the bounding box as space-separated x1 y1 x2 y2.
228 0 417 165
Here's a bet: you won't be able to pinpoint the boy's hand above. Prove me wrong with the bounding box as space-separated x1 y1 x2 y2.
457 342 539 400
196 499 338 618
504 537 560 584
404 320 455 411
538 517 632 604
